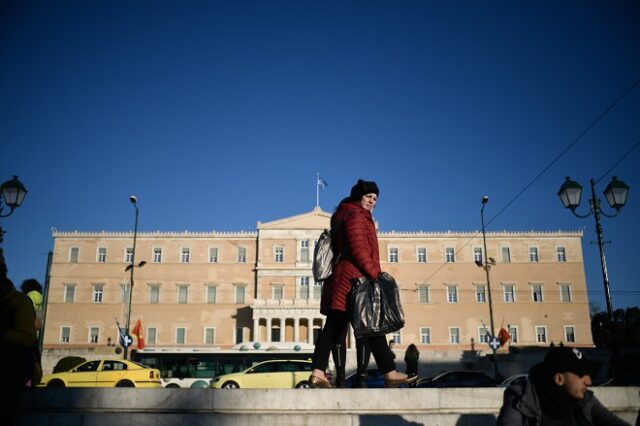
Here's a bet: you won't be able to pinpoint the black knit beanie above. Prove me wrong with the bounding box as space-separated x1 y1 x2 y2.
349 179 379 201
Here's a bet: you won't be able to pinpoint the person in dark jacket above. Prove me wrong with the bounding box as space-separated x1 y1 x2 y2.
0 276 37 426
497 346 630 426
309 179 417 388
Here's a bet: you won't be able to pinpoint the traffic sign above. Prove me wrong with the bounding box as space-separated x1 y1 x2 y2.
488 336 501 350
120 333 133 348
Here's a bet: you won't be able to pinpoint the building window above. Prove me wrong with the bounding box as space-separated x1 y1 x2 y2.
237 247 246 263
417 247 427 263
274 246 284 263
389 247 399 263
475 285 486 303
557 247 566 262
417 285 429 303
89 327 100 343
236 327 244 344
503 284 515 303
273 285 284 300
121 283 130 304
153 247 162 263
60 327 71 343
478 326 490 343
92 284 104 303
64 284 76 303
508 326 518 343
149 285 160 304
529 247 539 262
445 247 455 263
559 284 571 302
204 327 215 345
564 326 576 343
299 277 310 299
473 247 483 264
177 285 188 304
501 247 511 263
97 247 107 263
235 285 246 304
69 247 80 263
313 280 322 299
176 328 186 345
209 247 218 263
531 284 543 302
449 327 460 344
391 331 401 344
536 326 547 343
147 328 156 345
206 285 217 304
181 248 191 263
446 285 458 303
125 247 133 263
300 240 310 263
420 327 431 344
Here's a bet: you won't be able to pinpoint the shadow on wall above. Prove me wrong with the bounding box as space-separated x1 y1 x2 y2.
357 414 497 426
359 415 423 425
456 414 498 426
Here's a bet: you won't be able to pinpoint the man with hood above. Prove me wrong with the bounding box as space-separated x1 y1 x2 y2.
497 346 629 425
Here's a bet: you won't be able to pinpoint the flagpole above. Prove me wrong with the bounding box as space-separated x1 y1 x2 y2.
316 173 320 208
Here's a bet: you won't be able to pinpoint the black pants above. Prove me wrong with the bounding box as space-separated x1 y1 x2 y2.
312 310 395 374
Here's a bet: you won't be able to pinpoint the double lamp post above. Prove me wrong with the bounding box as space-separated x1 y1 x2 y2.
557 176 630 330
123 195 145 359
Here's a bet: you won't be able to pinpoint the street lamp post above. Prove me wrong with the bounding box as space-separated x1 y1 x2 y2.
0 176 28 272
557 176 629 327
123 195 140 360
479 196 499 381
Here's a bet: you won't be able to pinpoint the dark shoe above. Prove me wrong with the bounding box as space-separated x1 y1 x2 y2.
351 373 368 388
309 375 334 389
384 375 419 388
335 374 346 388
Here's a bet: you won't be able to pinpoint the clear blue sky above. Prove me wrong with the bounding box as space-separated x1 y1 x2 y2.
1 1 639 310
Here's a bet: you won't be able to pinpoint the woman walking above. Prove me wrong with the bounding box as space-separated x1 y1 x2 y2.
309 179 417 388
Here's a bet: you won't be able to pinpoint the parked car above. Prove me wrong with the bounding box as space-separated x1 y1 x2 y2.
416 370 496 388
210 359 312 389
344 368 385 388
37 359 162 388
499 374 528 388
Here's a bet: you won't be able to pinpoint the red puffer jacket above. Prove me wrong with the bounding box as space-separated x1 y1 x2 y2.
320 200 381 314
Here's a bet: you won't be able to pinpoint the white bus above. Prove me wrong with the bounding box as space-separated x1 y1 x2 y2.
132 343 314 388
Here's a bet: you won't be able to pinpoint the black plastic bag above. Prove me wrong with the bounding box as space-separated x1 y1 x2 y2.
350 272 405 338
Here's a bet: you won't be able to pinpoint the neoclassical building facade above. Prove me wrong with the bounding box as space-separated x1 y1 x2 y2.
42 207 593 355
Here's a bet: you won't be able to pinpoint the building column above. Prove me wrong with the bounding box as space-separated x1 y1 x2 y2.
279 317 286 342
266 317 272 343
306 318 313 344
253 318 260 343
294 318 300 342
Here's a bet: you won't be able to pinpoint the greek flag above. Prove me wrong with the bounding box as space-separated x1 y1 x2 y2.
317 176 328 190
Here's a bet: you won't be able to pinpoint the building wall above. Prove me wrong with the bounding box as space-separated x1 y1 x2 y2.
42 208 592 356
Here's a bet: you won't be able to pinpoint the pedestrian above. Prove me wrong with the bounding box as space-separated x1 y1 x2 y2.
497 346 629 425
309 179 417 388
20 278 44 386
0 276 37 426
404 343 419 377
20 278 43 331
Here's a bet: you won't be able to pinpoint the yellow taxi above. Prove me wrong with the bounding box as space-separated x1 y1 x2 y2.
37 359 162 388
211 359 312 389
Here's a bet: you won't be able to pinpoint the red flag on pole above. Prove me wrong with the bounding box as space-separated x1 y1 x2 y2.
498 327 511 346
131 318 145 349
